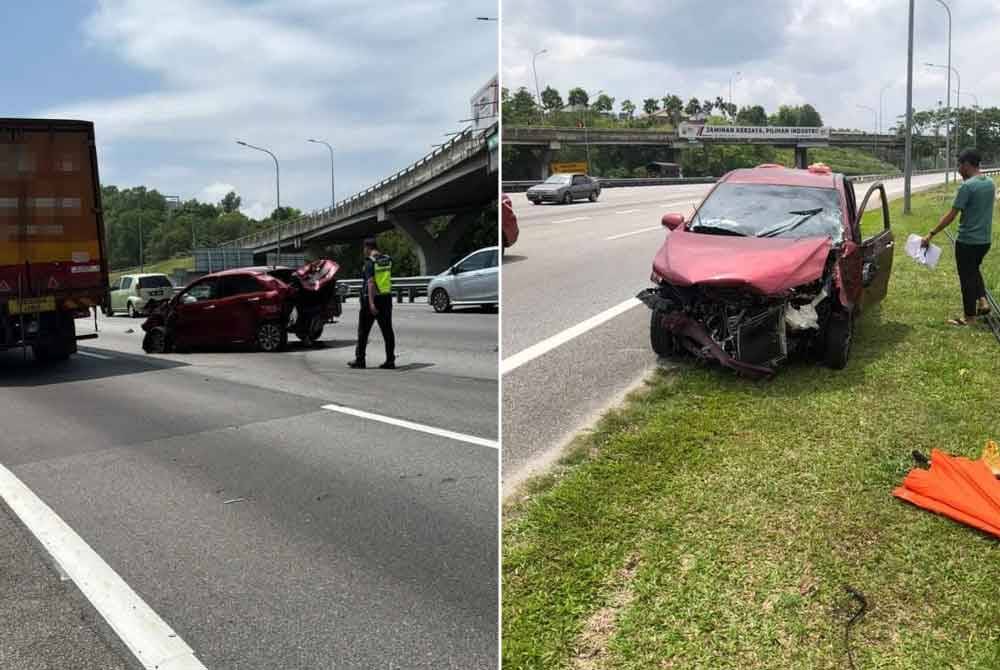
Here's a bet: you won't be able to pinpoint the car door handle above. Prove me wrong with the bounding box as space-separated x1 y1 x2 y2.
246 297 260 302
203 304 216 310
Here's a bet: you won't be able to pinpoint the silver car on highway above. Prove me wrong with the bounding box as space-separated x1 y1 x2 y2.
526 173 601 205
428 246 499 312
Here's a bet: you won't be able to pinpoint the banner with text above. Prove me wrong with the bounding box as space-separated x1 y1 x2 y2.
678 123 831 141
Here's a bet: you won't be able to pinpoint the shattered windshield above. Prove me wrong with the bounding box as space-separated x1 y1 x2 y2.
690 183 844 244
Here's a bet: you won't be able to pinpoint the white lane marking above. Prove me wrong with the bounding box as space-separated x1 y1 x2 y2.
606 225 664 241
0 465 207 670
615 209 640 215
551 216 590 224
77 351 112 360
320 404 499 449
501 297 643 375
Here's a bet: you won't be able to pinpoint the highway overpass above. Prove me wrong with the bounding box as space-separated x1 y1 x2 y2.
224 122 499 274
504 125 942 178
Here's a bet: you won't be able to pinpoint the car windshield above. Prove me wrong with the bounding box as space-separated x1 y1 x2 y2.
138 276 173 289
544 174 572 184
690 183 844 244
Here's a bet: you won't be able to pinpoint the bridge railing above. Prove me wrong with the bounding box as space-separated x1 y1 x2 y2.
223 123 496 250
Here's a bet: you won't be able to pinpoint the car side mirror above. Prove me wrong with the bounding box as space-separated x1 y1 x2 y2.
662 213 685 230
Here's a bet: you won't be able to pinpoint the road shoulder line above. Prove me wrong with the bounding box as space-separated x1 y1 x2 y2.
0 464 207 670
501 297 643 375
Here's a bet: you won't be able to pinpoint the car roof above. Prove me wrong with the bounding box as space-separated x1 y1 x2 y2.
204 266 290 278
723 164 840 189
125 272 169 278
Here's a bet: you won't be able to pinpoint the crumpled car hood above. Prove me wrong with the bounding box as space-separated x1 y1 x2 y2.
653 228 832 295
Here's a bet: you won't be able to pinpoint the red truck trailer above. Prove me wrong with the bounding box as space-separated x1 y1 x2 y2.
0 119 108 361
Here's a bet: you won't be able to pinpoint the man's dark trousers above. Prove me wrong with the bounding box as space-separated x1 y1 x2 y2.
355 294 395 364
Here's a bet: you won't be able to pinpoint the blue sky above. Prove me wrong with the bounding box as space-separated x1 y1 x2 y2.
3 1 498 220
503 0 1000 134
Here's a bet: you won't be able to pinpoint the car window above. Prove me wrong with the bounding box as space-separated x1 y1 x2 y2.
484 250 498 268
221 274 264 297
121 277 133 291
457 252 489 273
544 174 572 184
573 176 586 185
138 275 172 289
181 279 219 303
690 183 845 244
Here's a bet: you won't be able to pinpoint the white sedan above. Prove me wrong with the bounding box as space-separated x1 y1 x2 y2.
428 246 499 312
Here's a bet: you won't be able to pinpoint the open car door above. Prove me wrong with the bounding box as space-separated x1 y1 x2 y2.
856 182 894 307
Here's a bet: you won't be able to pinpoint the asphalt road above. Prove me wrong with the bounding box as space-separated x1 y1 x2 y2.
501 171 953 490
0 302 498 669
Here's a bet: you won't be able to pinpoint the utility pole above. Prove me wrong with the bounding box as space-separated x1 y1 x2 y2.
236 140 281 268
308 139 335 211
532 49 547 124
904 0 914 214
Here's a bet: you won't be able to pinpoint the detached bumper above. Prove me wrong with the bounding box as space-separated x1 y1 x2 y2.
638 288 775 379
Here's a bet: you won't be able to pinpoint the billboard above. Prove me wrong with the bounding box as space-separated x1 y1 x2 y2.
550 161 588 174
471 75 499 132
678 122 831 141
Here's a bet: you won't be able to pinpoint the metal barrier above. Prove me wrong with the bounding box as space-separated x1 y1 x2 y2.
503 167 1000 193
338 276 435 304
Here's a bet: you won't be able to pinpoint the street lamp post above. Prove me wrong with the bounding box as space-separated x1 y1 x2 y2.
931 0 951 183
858 104 877 155
236 140 281 268
925 61 960 181
532 49 547 123
729 71 742 121
904 0 914 214
308 139 335 212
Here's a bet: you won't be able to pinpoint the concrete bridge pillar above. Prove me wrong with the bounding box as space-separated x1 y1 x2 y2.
389 211 479 275
794 146 809 169
537 147 556 180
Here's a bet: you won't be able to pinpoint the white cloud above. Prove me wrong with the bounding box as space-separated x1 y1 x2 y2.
36 0 497 217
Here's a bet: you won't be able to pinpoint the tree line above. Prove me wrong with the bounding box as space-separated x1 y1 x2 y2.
502 86 823 129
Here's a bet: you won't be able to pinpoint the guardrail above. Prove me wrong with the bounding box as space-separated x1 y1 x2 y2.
338 276 435 304
504 167 1000 193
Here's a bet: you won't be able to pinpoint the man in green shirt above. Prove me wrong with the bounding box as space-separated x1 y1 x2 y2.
922 149 995 325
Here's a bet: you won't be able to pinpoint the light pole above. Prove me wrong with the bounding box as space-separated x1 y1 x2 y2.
930 0 951 183
308 139 335 211
236 140 281 268
585 89 604 174
858 104 877 155
729 71 742 122
925 62 960 181
532 49 547 123
955 89 978 147
879 82 893 135
904 0 914 214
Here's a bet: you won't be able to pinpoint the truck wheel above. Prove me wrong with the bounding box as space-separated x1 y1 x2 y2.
823 308 854 369
256 322 286 352
650 310 676 358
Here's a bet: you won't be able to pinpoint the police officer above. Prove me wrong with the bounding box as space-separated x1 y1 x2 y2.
349 238 396 369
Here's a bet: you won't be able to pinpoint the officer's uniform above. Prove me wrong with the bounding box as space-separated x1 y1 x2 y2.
354 252 396 367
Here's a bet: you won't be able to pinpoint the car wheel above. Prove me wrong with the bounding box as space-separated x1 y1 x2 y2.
823 308 854 369
562 191 573 205
589 190 600 202
431 288 452 313
142 326 169 354
650 309 677 358
256 322 285 352
103 304 113 317
127 302 136 318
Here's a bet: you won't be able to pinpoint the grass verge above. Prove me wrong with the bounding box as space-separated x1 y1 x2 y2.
503 181 1000 670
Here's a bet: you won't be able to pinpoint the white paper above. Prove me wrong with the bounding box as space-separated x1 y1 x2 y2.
905 233 942 269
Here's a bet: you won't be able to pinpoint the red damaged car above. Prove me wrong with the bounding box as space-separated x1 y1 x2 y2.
638 163 893 377
141 259 341 354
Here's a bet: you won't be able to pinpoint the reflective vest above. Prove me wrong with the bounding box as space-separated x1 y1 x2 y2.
372 254 392 295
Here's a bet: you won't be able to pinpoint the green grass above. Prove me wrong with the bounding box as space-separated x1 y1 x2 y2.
503 181 1000 670
776 147 899 176
109 256 193 284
